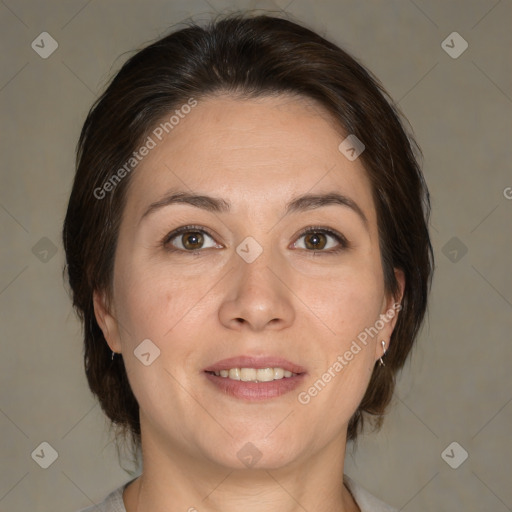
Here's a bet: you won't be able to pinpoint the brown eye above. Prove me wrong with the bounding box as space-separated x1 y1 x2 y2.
181 231 204 250
164 226 218 252
294 227 348 254
304 232 327 250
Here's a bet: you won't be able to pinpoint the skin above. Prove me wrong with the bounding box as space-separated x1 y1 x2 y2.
94 93 405 512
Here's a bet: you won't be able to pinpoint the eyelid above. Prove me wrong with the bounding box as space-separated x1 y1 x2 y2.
163 224 215 242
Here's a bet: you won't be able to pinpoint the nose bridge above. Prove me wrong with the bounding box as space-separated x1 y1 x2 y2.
235 236 278 289
218 232 294 331
234 232 280 296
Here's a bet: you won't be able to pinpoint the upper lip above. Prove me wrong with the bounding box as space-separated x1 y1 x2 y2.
204 356 306 374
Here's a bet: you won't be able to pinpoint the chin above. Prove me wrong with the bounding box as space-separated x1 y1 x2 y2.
201 433 303 471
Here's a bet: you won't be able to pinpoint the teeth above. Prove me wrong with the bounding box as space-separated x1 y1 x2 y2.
228 368 240 380
211 367 299 382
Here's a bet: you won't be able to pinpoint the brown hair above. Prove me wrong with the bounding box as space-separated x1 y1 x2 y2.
62 12 434 459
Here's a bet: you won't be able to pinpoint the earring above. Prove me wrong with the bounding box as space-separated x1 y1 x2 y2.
111 351 116 360
379 340 387 366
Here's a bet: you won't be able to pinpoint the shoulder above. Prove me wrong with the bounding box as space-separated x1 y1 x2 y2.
344 474 399 512
74 479 133 512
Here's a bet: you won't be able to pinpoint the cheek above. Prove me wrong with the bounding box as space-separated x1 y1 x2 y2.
296 263 383 406
112 268 204 425
315 264 385 344
114 258 205 342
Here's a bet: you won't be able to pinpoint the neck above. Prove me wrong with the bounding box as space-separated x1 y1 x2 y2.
123 423 359 512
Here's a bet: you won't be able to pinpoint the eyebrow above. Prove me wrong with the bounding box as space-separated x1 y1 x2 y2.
140 189 368 228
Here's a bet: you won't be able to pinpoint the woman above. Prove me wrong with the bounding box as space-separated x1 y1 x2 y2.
64 12 433 512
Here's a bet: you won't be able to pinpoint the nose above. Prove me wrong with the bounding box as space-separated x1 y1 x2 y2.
218 242 295 332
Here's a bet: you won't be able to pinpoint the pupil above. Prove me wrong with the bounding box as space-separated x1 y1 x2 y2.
184 232 203 249
306 232 325 250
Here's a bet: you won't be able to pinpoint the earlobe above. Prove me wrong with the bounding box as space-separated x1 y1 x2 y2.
92 289 121 353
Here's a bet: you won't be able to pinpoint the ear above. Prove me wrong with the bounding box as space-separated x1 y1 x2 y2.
374 268 405 362
93 289 122 353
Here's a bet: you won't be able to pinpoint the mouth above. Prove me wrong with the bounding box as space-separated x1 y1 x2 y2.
203 356 306 401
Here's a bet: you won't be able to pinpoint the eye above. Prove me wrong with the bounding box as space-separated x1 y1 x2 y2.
163 225 219 252
162 225 349 255
293 227 349 254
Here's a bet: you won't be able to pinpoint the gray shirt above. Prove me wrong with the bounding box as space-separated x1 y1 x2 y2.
76 474 398 512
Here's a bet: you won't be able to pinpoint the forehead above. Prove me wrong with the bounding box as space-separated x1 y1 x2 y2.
123 94 376 224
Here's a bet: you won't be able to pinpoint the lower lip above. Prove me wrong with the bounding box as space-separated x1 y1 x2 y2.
204 371 306 401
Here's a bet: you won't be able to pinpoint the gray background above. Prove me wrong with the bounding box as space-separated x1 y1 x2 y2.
1 1 511 511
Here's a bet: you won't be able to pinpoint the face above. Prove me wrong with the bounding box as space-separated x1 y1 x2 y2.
94 94 404 470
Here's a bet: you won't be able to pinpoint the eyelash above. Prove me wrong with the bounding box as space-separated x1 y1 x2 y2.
161 224 349 256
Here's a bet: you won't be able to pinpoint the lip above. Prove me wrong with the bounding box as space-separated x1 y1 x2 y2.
203 355 306 374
